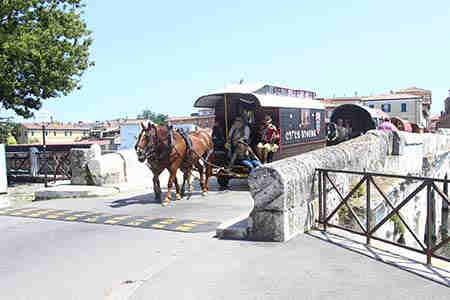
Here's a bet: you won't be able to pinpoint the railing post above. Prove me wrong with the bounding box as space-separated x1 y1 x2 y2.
366 175 371 245
440 174 448 252
323 171 328 231
444 173 449 211
318 170 323 227
426 182 433 265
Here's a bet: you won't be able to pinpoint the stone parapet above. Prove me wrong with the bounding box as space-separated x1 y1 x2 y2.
248 131 450 242
70 147 153 189
70 145 101 185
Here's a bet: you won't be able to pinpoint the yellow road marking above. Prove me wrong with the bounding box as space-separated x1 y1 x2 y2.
84 216 103 222
135 218 151 222
47 214 66 219
28 210 53 217
18 208 42 213
72 213 92 217
10 212 25 216
104 219 120 224
159 219 176 225
152 224 166 229
175 226 192 231
64 216 80 221
126 221 143 226
189 220 208 225
104 216 129 224
0 208 17 212
180 223 197 228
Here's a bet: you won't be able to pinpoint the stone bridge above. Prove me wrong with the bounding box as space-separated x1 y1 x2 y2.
248 130 450 247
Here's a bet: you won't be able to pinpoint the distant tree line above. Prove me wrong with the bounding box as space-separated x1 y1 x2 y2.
137 109 168 125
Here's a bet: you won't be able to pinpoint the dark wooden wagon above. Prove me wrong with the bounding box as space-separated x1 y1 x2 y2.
194 84 327 187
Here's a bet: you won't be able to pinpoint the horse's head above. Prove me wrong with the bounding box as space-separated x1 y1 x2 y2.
135 121 157 162
135 121 172 163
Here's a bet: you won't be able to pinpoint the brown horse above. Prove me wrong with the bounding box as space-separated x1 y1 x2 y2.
135 121 213 206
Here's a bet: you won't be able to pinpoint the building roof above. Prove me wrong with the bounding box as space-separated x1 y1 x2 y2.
169 115 214 121
362 93 422 101
21 122 91 130
194 83 323 109
395 87 431 93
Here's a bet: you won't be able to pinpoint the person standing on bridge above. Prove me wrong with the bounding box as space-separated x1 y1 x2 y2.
378 118 398 132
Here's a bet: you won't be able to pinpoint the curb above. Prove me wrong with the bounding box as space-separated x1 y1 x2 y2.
34 185 119 201
216 214 251 240
0 195 11 209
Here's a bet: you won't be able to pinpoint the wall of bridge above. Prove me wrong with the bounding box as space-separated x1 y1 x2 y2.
248 131 450 242
71 146 153 189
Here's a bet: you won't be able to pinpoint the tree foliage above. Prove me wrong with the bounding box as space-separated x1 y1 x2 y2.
0 0 94 118
0 119 20 144
137 109 168 125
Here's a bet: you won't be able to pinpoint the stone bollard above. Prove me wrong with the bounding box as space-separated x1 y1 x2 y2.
70 144 101 185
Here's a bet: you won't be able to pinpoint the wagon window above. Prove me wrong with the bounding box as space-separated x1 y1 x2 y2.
301 109 310 126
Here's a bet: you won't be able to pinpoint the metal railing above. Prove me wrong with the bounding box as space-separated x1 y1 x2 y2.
316 168 450 265
6 144 91 182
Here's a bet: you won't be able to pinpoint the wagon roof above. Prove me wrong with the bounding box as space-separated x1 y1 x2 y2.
194 84 324 110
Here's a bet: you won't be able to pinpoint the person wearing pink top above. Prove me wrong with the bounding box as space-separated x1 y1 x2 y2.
377 118 398 132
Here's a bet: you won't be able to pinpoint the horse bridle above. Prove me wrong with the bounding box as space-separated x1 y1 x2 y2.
136 125 173 162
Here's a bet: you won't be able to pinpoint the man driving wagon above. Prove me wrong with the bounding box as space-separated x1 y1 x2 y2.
256 114 280 163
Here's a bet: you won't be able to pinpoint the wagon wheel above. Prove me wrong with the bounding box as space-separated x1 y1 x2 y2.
217 176 230 189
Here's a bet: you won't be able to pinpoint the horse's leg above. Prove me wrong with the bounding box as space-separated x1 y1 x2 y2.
164 162 182 206
181 169 191 198
174 173 182 201
205 160 213 192
188 170 194 194
152 169 162 202
180 170 187 198
163 172 173 206
196 161 207 196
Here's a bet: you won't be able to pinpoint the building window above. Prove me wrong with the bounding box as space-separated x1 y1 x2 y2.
53 131 57 136
401 103 407 112
69 130 72 136
65 131 68 136
381 104 391 112
31 131 34 136
45 130 48 136
368 104 374 108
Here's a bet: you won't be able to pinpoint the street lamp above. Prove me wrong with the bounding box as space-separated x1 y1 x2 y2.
42 123 48 187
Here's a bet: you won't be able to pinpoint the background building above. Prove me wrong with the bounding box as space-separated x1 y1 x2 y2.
317 97 362 122
436 90 450 129
168 114 215 128
362 93 425 128
17 122 91 144
394 87 432 122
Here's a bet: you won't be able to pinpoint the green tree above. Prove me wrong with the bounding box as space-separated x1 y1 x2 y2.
0 119 19 144
137 109 168 125
0 0 94 118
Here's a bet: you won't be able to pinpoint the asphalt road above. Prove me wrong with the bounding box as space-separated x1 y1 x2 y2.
0 180 448 299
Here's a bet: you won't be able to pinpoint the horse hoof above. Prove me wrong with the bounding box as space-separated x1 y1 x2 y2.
201 191 208 196
175 194 182 201
161 201 170 207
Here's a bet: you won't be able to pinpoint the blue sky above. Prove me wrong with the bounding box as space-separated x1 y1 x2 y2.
3 0 450 122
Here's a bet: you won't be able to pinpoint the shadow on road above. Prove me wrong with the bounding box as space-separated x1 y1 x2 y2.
308 230 450 287
109 194 159 208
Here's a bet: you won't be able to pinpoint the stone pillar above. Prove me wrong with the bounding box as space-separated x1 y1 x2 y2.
70 144 100 185
29 147 39 177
